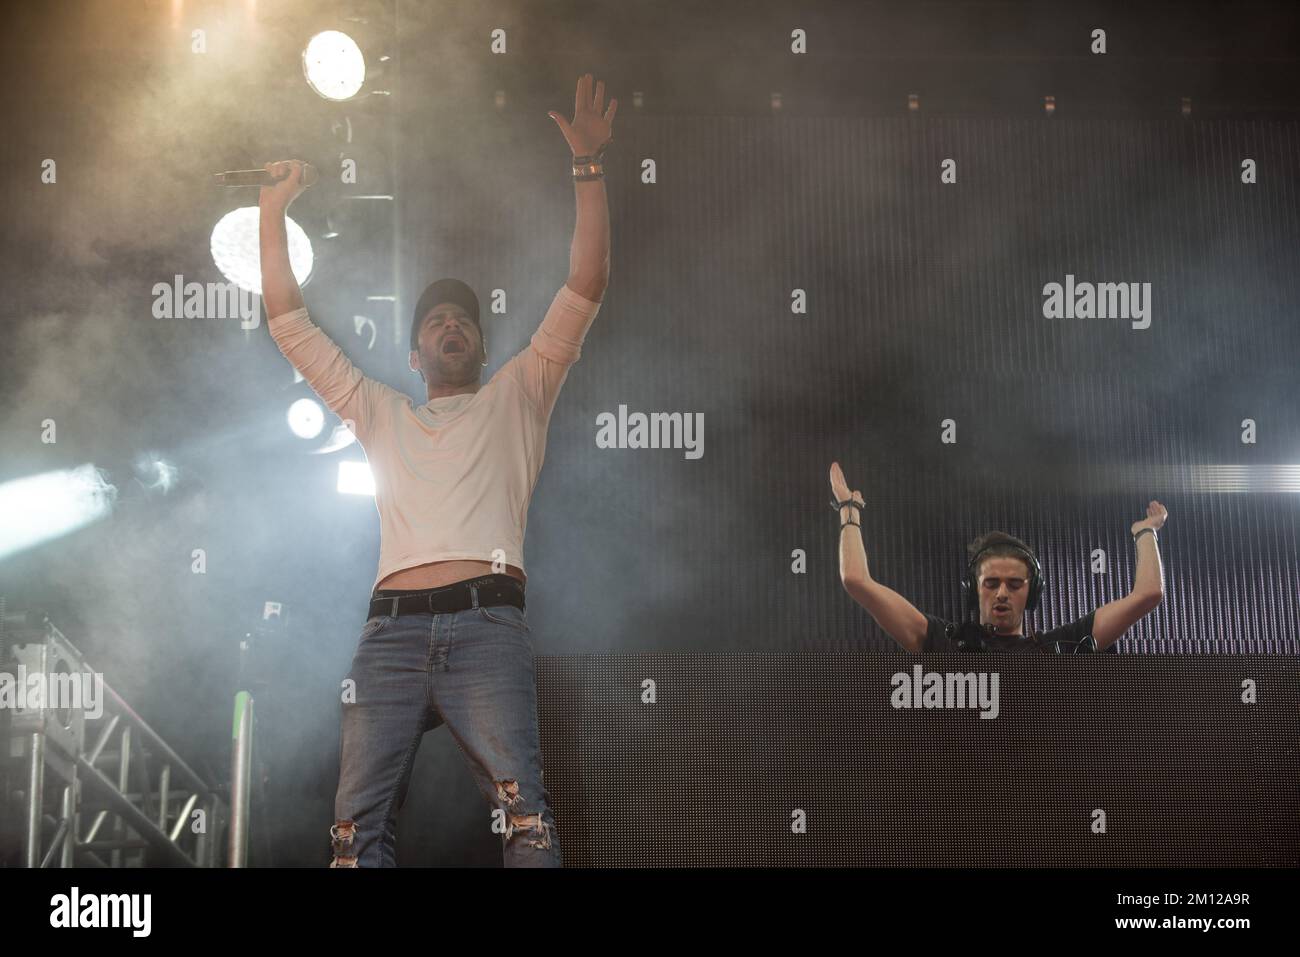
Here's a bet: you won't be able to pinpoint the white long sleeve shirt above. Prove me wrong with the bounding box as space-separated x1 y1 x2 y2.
267 284 601 592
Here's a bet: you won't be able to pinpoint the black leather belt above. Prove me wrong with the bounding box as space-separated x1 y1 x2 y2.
368 574 525 620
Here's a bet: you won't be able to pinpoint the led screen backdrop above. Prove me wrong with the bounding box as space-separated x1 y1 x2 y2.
401 115 1300 654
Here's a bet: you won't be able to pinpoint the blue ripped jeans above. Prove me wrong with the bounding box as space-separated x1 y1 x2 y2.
330 598 561 867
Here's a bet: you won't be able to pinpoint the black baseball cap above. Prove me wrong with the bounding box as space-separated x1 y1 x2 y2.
410 278 480 351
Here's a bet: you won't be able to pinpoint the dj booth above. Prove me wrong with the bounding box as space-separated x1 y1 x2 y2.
536 655 1300 867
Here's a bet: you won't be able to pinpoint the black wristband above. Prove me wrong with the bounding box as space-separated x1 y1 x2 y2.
833 495 864 530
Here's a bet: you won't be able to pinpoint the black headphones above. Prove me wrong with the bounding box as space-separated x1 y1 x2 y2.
961 542 1045 616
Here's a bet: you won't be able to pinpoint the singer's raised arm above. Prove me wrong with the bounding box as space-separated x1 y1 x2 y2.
257 160 396 444
548 73 614 310
501 74 615 421
258 160 307 319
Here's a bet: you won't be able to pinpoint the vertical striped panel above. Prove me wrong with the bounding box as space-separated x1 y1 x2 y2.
403 114 1300 653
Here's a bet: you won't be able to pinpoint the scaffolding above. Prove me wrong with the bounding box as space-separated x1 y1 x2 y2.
1 608 226 867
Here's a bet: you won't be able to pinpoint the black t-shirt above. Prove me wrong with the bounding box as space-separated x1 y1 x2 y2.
922 611 1100 654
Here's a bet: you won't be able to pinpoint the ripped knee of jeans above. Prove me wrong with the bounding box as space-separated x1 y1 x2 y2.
330 819 358 867
495 779 522 807
506 811 553 850
495 780 552 850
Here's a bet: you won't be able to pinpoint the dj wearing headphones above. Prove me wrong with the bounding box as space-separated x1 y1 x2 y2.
827 462 1168 654
944 533 1099 653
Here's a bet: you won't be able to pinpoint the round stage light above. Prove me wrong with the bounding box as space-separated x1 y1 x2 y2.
288 398 325 439
210 206 313 296
302 31 366 101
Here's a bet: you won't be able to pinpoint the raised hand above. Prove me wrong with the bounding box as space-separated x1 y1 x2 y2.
259 160 311 212
829 461 865 518
548 73 617 158
1130 500 1169 536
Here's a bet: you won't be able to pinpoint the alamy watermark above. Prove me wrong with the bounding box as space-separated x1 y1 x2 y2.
1042 273 1151 330
595 404 704 459
152 275 260 329
0 666 104 720
49 886 150 937
890 664 1000 719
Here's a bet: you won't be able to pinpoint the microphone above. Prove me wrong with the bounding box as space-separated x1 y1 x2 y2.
213 165 319 188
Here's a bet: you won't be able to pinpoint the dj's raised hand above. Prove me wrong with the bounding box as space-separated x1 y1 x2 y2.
1131 500 1168 536
829 462 865 519
548 73 617 158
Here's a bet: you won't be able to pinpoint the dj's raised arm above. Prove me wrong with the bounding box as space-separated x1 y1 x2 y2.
1090 500 1168 650
830 461 929 653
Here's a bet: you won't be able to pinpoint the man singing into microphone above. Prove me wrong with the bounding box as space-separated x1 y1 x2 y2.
827 462 1166 653
258 74 616 866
